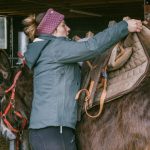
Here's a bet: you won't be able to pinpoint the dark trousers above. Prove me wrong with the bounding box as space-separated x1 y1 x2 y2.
29 126 77 150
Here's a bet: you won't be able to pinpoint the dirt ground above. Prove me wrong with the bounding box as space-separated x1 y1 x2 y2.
0 137 9 150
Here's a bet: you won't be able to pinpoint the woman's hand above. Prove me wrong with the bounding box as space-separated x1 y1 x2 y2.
126 19 143 33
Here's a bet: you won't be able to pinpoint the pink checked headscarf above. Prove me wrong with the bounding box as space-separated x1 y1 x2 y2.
37 8 64 34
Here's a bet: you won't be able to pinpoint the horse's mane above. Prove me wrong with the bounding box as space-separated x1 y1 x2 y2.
14 65 33 120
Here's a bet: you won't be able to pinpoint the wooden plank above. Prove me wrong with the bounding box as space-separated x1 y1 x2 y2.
0 0 144 18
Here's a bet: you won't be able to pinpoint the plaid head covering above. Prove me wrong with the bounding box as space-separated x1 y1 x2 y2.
37 8 64 34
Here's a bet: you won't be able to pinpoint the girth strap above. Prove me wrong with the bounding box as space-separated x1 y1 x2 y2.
76 66 108 118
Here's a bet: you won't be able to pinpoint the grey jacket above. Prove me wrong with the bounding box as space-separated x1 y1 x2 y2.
24 21 128 129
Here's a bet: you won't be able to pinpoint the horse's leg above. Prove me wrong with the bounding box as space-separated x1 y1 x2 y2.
21 130 31 150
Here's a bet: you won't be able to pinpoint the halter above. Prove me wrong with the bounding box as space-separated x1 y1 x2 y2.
0 70 27 133
0 50 28 150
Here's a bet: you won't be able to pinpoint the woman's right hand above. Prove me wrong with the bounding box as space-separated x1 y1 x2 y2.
126 19 143 33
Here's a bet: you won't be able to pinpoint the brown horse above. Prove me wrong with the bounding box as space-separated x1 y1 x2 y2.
76 25 150 150
0 49 32 149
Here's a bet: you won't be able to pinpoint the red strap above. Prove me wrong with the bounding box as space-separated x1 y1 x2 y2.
4 102 12 115
1 111 27 133
5 71 22 93
16 137 20 150
3 117 19 133
11 88 15 100
17 51 24 58
22 118 27 129
14 111 28 129
17 51 26 66
14 111 23 119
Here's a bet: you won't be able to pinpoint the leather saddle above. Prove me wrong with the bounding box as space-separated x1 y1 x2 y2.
76 23 150 120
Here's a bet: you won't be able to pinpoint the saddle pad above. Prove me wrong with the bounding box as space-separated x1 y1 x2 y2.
93 30 150 107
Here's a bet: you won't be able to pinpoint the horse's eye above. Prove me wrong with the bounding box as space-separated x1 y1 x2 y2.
0 73 3 84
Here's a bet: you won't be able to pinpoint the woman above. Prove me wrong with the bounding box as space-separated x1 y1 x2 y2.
23 8 142 150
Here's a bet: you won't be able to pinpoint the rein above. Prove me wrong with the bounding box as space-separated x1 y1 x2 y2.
0 70 27 133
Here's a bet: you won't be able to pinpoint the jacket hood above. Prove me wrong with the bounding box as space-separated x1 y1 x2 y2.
24 39 50 69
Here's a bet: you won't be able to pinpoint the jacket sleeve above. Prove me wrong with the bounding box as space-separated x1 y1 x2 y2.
53 20 129 63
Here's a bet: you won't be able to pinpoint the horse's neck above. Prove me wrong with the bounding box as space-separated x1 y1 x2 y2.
16 67 33 89
10 67 33 119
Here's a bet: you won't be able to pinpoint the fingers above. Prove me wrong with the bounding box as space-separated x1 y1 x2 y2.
136 28 142 32
135 20 142 25
136 20 142 27
136 25 143 32
136 20 143 32
142 20 148 25
86 31 94 38
135 20 143 32
123 16 131 21
126 19 143 33
72 35 81 41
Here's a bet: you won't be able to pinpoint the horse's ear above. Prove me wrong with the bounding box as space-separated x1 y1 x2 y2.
0 49 12 79
0 49 11 67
